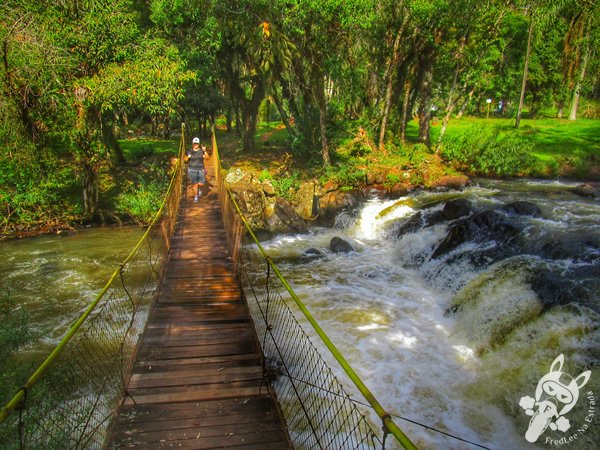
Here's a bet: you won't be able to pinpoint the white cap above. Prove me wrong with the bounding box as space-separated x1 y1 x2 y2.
192 137 200 144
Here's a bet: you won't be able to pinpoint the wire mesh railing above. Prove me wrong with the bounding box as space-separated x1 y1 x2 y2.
211 127 416 450
0 125 186 449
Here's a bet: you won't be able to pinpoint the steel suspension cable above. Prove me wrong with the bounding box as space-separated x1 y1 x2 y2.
210 127 417 450
0 124 187 427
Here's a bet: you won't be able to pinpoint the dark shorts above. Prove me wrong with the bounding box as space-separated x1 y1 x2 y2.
188 168 205 184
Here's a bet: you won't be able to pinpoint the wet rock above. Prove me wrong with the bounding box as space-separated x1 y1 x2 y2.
432 210 521 259
502 201 542 217
301 248 325 262
317 190 363 227
572 183 598 198
530 265 600 311
432 175 470 190
304 248 324 257
443 199 473 220
330 236 354 253
540 237 600 263
397 212 425 236
267 198 308 234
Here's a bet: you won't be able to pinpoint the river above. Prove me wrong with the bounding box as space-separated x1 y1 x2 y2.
1 180 598 449
254 179 599 449
0 227 145 360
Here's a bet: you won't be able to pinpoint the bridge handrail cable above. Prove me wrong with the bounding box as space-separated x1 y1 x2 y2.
0 124 187 448
210 127 417 450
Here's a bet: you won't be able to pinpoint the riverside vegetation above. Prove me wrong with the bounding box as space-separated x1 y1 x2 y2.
1 115 599 238
1 0 599 234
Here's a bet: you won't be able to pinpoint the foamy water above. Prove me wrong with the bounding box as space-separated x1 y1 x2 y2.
257 181 599 449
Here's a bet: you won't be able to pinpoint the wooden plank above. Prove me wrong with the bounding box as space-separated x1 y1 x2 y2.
123 385 263 405
106 169 290 449
128 367 263 389
114 397 281 424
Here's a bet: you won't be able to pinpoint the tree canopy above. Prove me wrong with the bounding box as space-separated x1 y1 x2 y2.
1 0 598 226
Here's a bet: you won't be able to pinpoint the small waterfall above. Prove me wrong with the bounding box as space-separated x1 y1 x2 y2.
260 179 599 449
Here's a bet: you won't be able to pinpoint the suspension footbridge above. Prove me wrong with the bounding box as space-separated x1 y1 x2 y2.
0 127 417 450
106 158 291 448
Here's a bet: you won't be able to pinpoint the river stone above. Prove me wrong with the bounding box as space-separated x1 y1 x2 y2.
502 201 542 217
573 183 598 197
330 236 354 253
432 210 520 259
301 248 324 262
443 199 472 220
397 211 425 236
267 198 307 234
432 175 470 189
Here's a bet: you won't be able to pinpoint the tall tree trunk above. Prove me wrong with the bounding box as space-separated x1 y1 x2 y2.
235 107 242 137
417 57 434 148
378 28 404 151
101 115 125 164
240 81 265 152
556 101 564 119
569 24 590 121
312 70 331 167
456 84 476 119
272 88 296 137
226 107 232 132
399 79 412 145
516 16 534 128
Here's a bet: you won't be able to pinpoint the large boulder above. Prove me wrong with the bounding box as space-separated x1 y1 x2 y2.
443 199 473 220
330 236 354 253
317 190 363 227
432 210 521 259
267 198 308 234
230 186 269 231
573 183 599 198
295 181 319 219
397 212 425 236
432 175 471 190
502 201 542 217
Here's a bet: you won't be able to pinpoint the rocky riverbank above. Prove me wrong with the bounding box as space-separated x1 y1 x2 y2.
225 165 472 237
225 167 600 237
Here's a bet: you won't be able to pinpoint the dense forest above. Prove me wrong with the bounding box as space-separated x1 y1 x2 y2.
1 0 599 230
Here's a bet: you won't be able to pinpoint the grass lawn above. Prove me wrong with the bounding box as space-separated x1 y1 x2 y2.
119 137 180 161
426 117 600 178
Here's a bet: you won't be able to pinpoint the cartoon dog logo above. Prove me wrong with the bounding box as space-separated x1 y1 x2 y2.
519 354 591 443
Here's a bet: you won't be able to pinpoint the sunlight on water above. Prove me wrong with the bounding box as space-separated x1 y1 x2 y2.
0 227 145 348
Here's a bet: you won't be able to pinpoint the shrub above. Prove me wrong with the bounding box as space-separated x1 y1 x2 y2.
116 177 166 224
385 173 401 187
320 163 366 188
272 172 300 200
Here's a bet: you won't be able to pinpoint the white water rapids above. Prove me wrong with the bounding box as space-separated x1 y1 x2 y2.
253 180 599 449
1 180 597 449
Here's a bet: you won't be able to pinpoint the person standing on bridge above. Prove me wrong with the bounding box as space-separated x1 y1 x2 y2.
186 137 209 202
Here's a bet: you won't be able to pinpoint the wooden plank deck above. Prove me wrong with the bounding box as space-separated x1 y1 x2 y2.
106 165 291 449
